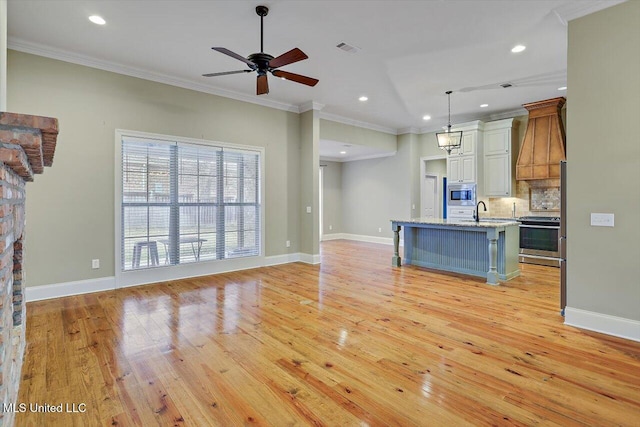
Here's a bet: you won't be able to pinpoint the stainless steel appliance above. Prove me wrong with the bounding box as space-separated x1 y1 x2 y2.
447 183 476 206
518 216 561 267
560 160 567 315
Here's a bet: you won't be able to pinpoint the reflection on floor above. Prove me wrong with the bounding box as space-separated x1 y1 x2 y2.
18 240 640 425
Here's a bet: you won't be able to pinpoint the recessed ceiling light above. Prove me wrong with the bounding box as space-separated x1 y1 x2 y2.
340 151 347 154
511 44 526 53
480 104 489 108
422 115 431 121
89 15 106 25
558 86 567 91
358 96 368 102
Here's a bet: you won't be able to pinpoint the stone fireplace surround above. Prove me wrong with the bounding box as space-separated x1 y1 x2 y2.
0 112 58 426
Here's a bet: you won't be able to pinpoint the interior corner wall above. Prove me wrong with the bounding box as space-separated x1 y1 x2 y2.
566 1 640 321
7 50 302 288
341 135 412 239
321 161 342 235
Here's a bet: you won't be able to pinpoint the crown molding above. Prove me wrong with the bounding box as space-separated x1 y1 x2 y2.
397 127 421 135
299 101 325 113
485 107 528 121
320 150 396 163
9 38 404 134
319 111 397 135
7 38 537 138
552 0 626 25
8 38 300 113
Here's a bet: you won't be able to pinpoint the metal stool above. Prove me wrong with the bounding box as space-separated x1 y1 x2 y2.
132 241 159 268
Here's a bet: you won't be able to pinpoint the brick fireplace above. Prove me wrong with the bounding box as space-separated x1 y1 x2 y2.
0 112 58 426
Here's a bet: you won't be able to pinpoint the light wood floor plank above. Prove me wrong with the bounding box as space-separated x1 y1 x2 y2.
16 240 640 426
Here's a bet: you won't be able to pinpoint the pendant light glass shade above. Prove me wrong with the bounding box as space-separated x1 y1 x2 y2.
435 91 462 154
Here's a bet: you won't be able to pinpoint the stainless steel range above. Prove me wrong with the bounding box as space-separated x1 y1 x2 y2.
519 216 561 267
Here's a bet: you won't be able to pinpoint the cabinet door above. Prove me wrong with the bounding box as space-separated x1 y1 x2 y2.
448 157 461 182
461 155 476 183
485 154 510 196
449 131 475 156
460 132 476 156
484 129 510 155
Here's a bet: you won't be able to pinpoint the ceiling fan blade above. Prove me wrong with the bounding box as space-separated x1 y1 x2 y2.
257 74 269 95
202 70 253 77
211 47 255 67
272 70 319 87
268 48 308 69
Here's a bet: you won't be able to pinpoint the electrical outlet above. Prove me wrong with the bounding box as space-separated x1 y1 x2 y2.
378 227 382 233
92 259 100 269
591 213 614 227
286 240 291 248
412 204 415 210
306 206 311 214
329 225 332 230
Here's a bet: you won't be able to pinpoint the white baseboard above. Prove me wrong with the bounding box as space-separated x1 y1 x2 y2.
26 276 116 302
324 233 403 246
264 253 301 266
564 307 640 342
26 253 308 301
321 233 347 241
299 253 321 265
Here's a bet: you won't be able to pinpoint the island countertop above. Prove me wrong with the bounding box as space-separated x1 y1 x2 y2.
390 217 520 228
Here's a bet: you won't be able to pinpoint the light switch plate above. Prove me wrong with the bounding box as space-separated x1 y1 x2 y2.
590 213 614 227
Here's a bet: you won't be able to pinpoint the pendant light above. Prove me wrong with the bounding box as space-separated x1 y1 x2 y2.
435 91 463 154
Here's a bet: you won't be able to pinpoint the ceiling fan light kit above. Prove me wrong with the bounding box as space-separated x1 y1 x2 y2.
203 5 319 95
436 91 463 154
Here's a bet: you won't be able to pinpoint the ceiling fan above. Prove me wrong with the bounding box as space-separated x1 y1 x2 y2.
203 5 319 95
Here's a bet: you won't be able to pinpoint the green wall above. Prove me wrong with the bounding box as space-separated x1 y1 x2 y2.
321 161 342 235
567 1 640 321
319 119 396 152
8 50 303 287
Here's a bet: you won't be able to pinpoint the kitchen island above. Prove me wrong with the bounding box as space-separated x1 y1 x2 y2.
391 218 520 285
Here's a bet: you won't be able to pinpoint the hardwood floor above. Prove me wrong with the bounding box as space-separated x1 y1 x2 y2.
17 240 640 426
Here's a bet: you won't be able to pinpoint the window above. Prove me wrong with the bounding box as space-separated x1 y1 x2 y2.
120 136 261 271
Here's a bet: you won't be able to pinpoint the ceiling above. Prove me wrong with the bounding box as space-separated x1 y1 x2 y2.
7 0 623 160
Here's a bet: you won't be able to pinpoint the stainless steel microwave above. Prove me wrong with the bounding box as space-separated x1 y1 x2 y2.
448 184 476 206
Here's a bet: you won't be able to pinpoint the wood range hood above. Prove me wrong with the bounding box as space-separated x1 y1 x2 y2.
516 97 566 182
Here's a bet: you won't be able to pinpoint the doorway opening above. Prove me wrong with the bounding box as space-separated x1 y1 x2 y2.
420 156 447 219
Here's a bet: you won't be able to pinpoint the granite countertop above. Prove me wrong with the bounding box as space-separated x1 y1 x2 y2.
390 217 520 228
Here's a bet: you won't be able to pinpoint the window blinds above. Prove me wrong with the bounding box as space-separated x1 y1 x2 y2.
121 137 261 271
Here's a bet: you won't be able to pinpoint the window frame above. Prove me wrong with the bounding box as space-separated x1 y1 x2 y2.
115 129 266 289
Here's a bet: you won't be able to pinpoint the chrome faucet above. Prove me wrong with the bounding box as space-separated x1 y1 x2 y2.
473 200 487 222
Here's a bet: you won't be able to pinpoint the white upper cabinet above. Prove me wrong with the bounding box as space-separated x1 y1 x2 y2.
446 122 484 186
484 127 511 155
447 155 476 183
449 131 476 156
483 118 519 197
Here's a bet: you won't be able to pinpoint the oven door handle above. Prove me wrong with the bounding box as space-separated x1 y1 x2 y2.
520 224 560 229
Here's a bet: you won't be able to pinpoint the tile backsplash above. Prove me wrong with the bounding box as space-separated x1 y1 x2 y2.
487 180 560 218
530 186 560 211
